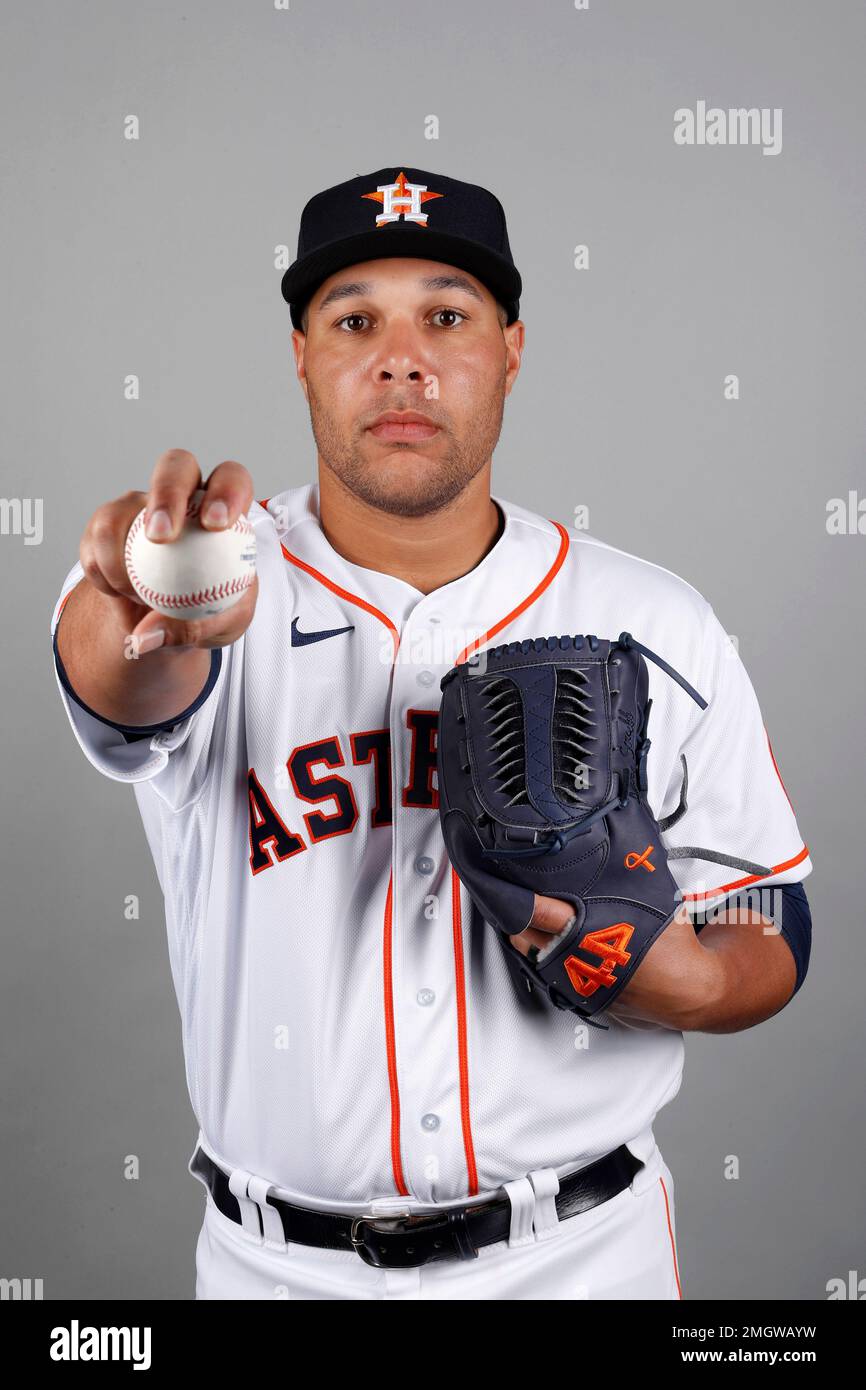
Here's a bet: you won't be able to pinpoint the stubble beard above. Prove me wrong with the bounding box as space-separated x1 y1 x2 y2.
307 379 506 519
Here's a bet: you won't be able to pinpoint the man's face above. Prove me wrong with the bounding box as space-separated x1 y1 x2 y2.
292 258 523 518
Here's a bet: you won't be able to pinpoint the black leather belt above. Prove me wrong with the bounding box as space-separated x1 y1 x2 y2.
192 1145 643 1269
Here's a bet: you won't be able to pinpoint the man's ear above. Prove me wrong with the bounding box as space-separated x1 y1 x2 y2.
291 329 309 401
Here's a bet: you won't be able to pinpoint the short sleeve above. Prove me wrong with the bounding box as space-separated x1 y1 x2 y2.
50 561 231 807
660 604 812 912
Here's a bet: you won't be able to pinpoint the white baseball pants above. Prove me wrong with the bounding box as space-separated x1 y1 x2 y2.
193 1144 683 1300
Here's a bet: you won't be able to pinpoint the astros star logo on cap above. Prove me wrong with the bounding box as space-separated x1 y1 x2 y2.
361 170 443 228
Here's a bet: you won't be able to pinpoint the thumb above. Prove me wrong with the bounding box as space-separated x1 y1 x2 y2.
124 607 168 656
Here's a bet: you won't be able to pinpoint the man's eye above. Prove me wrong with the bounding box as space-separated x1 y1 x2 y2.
335 308 467 333
430 308 466 328
336 314 370 333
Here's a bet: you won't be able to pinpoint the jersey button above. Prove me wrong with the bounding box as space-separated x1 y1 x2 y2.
417 670 435 687
415 855 434 875
421 1113 441 1133
416 989 435 1007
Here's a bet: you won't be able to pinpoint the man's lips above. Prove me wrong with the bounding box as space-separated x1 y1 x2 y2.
368 420 440 440
366 411 440 442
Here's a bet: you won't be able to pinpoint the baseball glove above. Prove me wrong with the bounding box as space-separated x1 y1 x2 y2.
436 632 708 1026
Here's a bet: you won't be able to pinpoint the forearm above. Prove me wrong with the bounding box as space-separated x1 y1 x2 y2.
687 905 798 1033
518 882 802 1034
610 902 798 1034
56 579 211 727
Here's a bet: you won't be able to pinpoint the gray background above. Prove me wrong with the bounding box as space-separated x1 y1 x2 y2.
1 0 863 1300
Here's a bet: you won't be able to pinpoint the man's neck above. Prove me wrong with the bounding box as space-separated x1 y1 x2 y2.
316 466 504 595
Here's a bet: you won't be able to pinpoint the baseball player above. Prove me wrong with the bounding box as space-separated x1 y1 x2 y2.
50 167 813 1300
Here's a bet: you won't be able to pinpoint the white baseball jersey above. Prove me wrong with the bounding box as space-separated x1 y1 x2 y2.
51 483 811 1211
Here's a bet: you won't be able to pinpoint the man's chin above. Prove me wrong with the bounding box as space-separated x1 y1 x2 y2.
343 462 466 519
358 486 458 520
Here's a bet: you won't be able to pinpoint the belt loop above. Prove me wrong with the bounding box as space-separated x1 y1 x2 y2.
627 1145 660 1197
228 1168 263 1241
528 1167 561 1240
369 1198 413 1217
247 1174 287 1246
187 1141 208 1187
504 1176 536 1247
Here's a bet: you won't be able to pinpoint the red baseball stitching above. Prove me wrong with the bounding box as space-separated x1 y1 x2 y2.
124 509 255 610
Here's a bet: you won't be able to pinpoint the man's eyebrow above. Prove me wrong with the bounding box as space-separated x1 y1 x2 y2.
316 273 485 314
418 274 485 303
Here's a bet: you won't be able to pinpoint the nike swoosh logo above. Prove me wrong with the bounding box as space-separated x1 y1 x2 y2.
291 616 355 647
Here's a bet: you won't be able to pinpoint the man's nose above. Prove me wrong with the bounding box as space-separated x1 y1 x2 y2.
370 323 434 382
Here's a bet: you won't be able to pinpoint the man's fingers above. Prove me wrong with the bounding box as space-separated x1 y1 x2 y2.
510 926 564 958
200 461 256 530
78 463 258 653
144 451 255 539
79 548 127 599
510 898 692 962
510 894 577 959
145 449 203 541
128 577 258 650
81 492 148 601
530 893 576 933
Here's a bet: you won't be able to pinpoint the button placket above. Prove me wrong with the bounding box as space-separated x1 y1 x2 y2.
386 608 459 1190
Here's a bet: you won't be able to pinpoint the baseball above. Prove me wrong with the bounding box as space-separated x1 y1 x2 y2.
124 489 257 619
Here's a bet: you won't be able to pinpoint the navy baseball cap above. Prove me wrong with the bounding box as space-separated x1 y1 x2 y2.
280 167 522 330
